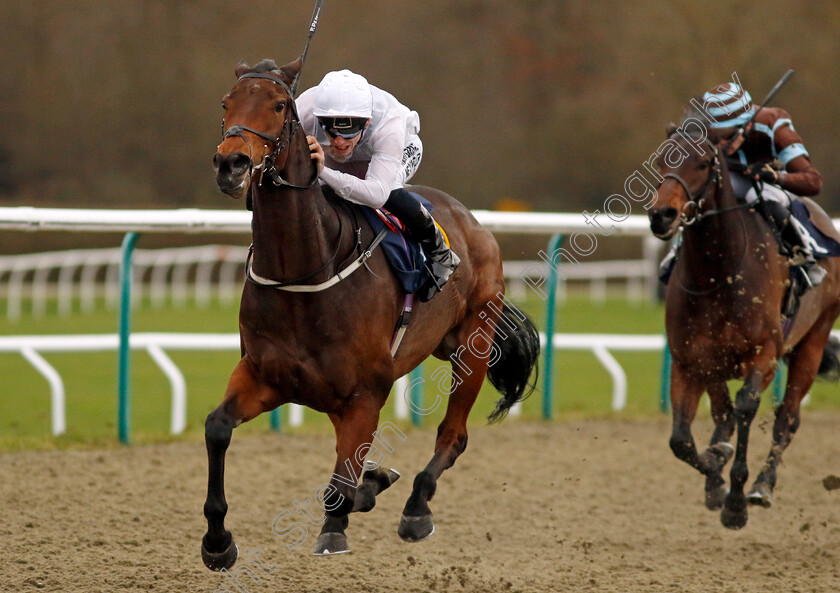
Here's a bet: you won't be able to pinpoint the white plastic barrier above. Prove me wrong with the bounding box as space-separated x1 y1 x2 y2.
0 245 248 320
0 332 674 435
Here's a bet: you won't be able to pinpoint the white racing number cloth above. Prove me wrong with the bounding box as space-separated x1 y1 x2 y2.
297 77 421 209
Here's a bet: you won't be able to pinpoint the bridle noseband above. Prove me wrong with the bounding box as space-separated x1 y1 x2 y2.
221 72 318 190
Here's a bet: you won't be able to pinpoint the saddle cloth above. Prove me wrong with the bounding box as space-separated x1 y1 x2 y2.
790 200 840 259
357 192 433 294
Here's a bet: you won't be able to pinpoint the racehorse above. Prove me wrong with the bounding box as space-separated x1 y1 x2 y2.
202 58 540 569
648 112 840 529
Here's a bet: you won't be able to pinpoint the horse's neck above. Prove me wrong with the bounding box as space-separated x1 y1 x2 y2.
680 186 750 278
250 144 342 282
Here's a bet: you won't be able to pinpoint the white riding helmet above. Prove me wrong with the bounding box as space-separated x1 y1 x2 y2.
312 70 373 119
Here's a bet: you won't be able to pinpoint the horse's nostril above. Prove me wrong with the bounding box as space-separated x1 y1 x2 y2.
231 154 251 175
651 207 678 224
213 152 251 176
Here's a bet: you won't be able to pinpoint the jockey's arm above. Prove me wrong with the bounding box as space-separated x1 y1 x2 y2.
780 154 822 197
773 116 823 197
318 121 406 209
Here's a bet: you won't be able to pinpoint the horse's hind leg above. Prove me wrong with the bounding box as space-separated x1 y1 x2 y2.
398 354 486 543
668 369 734 509
314 395 399 556
748 321 833 507
202 358 278 571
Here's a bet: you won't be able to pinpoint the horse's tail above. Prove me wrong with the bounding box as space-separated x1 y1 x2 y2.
486 300 541 423
817 334 840 382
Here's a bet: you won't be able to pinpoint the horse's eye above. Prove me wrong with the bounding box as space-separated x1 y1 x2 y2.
699 160 711 170
221 102 227 111
274 101 286 113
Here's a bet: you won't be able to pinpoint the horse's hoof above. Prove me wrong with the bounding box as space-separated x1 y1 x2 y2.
313 532 350 556
710 442 735 464
384 468 401 486
362 466 401 491
201 536 238 571
747 483 773 508
398 513 435 542
705 485 729 511
720 506 749 530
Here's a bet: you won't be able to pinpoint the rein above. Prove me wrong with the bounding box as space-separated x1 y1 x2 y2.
226 70 387 292
662 134 751 294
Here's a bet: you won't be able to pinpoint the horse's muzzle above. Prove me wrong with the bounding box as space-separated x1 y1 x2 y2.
213 152 251 198
648 207 679 239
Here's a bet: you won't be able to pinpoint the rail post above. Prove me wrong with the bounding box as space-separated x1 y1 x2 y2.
409 364 424 426
773 360 787 406
659 340 671 413
270 408 282 431
118 232 139 444
542 233 563 419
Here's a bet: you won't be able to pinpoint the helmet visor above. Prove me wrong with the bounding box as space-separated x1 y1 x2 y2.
317 116 367 139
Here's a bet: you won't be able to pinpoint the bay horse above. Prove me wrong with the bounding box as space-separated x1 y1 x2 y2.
648 113 840 529
202 58 540 569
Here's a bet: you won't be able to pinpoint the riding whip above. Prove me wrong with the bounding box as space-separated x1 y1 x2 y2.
291 0 326 96
742 69 795 129
726 69 794 155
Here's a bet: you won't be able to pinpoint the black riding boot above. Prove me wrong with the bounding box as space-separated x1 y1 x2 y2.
383 188 460 302
755 199 826 287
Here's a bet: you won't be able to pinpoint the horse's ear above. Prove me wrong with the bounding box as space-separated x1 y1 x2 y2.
665 122 678 137
278 57 303 87
234 61 252 79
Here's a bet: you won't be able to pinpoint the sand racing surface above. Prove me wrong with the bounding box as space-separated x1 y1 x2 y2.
2 411 839 592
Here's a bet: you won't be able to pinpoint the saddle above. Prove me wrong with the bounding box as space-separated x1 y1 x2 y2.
778 198 840 322
357 194 434 295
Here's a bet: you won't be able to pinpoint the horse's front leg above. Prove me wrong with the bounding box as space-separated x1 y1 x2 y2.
202 358 277 571
315 395 397 556
703 382 736 509
721 357 777 529
668 367 734 509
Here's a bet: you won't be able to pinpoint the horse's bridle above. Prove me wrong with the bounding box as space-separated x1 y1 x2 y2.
221 72 318 190
658 133 755 227
657 134 726 227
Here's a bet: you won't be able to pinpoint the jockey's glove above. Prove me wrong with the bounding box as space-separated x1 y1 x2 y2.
744 163 779 184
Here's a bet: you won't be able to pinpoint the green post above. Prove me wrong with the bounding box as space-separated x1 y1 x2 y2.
270 408 282 432
659 339 671 413
118 232 139 445
773 360 787 406
542 233 563 420
409 365 423 426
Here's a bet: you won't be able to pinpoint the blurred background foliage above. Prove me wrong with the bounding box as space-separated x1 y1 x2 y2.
1 1 839 250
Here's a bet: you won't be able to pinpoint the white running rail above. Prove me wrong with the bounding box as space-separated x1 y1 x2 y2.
0 332 673 435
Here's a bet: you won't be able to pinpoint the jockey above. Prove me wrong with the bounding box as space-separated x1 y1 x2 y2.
662 82 825 287
297 69 460 302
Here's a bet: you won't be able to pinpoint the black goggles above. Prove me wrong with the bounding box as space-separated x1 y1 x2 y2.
317 116 367 139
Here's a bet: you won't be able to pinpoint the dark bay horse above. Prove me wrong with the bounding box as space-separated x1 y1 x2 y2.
648 117 840 529
202 58 539 569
